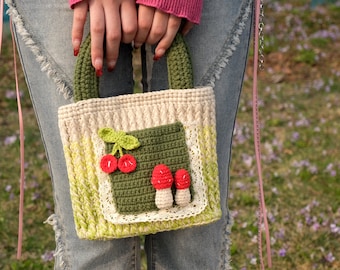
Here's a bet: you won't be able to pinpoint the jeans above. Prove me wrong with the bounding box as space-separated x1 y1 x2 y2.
7 0 253 269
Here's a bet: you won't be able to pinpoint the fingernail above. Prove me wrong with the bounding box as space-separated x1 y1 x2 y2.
73 49 79 57
73 39 81 56
95 58 103 77
153 49 165 61
153 55 161 61
107 60 116 72
96 68 103 77
94 58 103 68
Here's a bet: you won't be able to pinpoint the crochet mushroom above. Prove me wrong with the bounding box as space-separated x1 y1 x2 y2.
174 169 191 207
151 164 174 209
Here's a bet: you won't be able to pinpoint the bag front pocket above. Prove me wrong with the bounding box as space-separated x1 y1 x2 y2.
100 122 192 214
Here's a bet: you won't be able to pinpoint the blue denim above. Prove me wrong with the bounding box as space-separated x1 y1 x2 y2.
7 0 253 269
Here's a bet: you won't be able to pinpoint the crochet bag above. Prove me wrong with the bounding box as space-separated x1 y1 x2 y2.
58 34 221 240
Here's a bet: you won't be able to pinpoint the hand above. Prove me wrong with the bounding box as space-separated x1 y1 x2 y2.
72 0 137 75
134 5 194 60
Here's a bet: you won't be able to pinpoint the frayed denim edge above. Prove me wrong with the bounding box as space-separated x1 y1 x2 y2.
5 0 73 100
200 0 252 88
45 214 69 270
219 212 234 270
201 1 252 268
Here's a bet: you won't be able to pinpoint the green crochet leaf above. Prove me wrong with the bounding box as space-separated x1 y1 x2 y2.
98 128 140 157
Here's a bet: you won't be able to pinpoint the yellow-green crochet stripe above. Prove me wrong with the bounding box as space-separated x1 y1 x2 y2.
66 124 220 240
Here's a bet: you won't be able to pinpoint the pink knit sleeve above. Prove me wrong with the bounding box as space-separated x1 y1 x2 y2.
69 0 83 9
69 0 203 23
136 0 203 24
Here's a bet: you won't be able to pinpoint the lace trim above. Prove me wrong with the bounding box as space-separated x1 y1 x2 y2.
96 124 208 224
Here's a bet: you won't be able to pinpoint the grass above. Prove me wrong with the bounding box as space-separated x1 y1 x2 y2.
1 0 340 269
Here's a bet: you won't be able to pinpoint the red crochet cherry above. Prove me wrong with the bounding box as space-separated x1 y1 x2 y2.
118 154 137 173
100 154 118 174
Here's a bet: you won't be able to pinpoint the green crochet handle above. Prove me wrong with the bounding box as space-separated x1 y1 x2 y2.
73 34 194 102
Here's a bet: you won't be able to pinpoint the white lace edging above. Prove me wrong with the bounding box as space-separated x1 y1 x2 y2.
96 124 208 224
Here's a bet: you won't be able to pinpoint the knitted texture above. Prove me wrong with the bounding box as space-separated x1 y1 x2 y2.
104 123 191 214
73 34 193 103
58 87 221 239
73 35 99 102
166 34 193 89
58 33 220 239
70 0 203 24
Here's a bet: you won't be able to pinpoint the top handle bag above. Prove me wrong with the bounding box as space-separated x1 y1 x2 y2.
58 34 221 240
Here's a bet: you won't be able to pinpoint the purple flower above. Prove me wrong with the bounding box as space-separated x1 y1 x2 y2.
30 181 40 188
4 135 17 146
324 252 335 263
242 154 253 168
278 248 287 257
325 163 337 177
41 250 54 262
5 89 24 99
267 212 276 223
313 79 325 91
311 222 320 231
250 257 257 265
5 185 12 192
271 187 278 195
305 216 313 226
275 228 285 239
45 202 52 210
5 90 16 99
308 165 318 174
295 117 310 127
296 222 303 231
291 132 300 142
330 224 340 234
31 192 41 201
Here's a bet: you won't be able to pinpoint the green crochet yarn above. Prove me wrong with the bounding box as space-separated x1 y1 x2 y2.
73 34 193 102
73 35 99 102
166 34 194 89
105 122 191 214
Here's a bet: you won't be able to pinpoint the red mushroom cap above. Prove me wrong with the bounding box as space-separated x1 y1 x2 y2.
151 164 174 189
175 169 191 189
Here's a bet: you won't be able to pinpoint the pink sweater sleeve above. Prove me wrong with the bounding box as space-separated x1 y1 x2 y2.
136 0 203 24
69 0 203 24
69 0 82 9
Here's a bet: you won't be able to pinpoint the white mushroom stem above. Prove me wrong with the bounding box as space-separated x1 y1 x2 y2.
175 188 191 207
155 188 173 209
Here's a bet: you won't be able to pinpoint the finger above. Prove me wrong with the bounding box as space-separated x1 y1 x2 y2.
120 0 137 44
181 22 195 36
72 1 88 56
103 2 121 71
154 15 181 60
134 5 155 48
146 10 169 45
89 1 105 75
